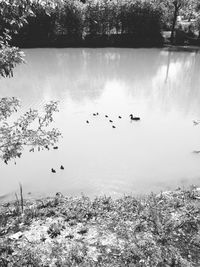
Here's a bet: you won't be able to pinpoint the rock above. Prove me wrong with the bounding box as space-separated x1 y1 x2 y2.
192 187 200 199
9 231 23 240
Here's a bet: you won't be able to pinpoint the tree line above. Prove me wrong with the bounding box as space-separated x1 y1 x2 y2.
11 0 162 47
9 0 200 47
2 0 200 48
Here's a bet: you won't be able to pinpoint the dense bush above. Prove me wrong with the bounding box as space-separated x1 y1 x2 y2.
11 0 163 47
84 0 118 36
55 0 84 45
13 1 57 47
118 0 163 46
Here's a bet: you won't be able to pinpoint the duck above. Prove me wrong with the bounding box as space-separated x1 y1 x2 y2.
60 165 64 170
53 146 58 150
93 113 96 116
118 116 122 119
105 115 108 118
193 120 199 125
112 125 116 128
96 112 99 115
86 120 89 124
130 114 140 121
109 120 113 123
51 168 56 173
193 150 200 154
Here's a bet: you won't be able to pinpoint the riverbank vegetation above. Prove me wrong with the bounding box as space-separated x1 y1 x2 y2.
12 0 163 47
1 0 199 48
0 187 200 266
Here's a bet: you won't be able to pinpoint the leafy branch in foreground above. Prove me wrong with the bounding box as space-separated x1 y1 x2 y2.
0 98 61 164
0 45 25 78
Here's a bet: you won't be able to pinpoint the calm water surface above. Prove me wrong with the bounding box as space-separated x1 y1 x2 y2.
1 48 200 199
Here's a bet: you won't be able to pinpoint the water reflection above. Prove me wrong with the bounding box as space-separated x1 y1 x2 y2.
1 48 200 199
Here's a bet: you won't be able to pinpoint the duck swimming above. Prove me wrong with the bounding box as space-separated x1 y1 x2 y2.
109 120 113 123
130 114 140 121
51 168 56 173
112 125 116 128
86 120 89 123
105 115 108 118
193 120 200 125
60 165 64 170
118 116 122 119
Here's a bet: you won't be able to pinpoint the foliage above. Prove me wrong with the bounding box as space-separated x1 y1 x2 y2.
0 98 61 163
0 0 32 76
153 0 199 30
0 188 200 266
84 0 117 36
0 0 34 37
118 1 163 43
0 0 61 163
0 46 24 77
55 0 84 39
1 0 200 47
9 0 164 47
15 0 59 46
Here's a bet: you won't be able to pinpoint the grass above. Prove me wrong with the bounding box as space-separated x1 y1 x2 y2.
0 187 200 266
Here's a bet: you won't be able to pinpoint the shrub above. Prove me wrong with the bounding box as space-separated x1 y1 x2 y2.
11 0 163 47
56 0 84 37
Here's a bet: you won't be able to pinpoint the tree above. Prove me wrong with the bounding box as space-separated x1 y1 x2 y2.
0 0 61 163
152 0 198 43
170 0 182 43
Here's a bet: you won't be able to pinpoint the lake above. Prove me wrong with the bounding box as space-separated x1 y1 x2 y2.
1 48 200 200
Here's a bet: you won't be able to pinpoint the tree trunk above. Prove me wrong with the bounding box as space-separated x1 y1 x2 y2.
170 4 179 44
170 0 182 44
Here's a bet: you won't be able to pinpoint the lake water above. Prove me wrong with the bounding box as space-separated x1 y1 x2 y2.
1 48 200 200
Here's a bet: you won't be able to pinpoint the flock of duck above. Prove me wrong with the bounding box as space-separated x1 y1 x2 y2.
86 113 140 128
51 113 140 173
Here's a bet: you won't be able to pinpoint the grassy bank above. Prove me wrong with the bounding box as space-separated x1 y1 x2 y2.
0 188 200 266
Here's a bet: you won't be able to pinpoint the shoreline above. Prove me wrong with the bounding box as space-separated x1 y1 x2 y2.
0 187 200 266
11 43 200 53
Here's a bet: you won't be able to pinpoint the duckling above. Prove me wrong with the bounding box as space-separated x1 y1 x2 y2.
193 120 199 125
133 117 140 121
193 150 200 154
130 114 140 121
60 165 64 170
109 120 113 123
51 168 56 173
